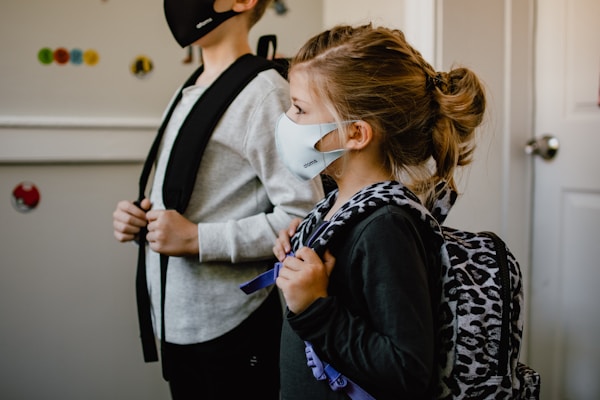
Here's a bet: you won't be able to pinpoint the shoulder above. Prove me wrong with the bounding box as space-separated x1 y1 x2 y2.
218 65 288 135
231 67 289 116
245 67 289 95
354 204 421 234
258 67 289 87
333 204 440 284
339 204 438 257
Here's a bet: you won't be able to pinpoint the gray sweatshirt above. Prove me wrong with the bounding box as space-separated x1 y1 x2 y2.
147 68 323 344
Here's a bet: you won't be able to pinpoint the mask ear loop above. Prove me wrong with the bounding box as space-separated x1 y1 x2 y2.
312 121 340 151
321 120 362 149
317 120 361 180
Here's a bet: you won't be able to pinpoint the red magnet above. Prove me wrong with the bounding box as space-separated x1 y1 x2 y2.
12 182 41 213
54 48 70 65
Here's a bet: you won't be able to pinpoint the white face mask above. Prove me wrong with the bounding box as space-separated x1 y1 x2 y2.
275 113 347 181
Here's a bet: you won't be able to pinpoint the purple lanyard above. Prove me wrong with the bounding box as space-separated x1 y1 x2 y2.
239 221 330 294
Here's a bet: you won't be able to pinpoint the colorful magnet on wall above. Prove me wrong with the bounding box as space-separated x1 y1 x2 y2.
70 48 83 65
37 47 99 66
38 47 54 65
83 49 100 66
54 47 70 65
11 182 41 213
272 0 288 15
130 55 153 78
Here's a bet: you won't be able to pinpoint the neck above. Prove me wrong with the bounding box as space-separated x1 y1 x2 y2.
194 24 252 86
325 172 393 220
331 149 393 198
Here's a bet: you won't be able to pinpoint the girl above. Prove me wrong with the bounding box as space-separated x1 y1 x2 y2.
273 24 486 399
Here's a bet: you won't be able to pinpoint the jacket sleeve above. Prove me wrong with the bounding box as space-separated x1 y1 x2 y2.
287 208 436 398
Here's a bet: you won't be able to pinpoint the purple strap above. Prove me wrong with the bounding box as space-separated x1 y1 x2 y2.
239 262 281 294
240 221 330 295
239 252 294 294
305 342 375 400
241 220 377 397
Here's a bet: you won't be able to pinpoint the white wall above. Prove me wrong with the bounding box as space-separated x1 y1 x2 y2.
323 0 435 64
0 0 323 163
324 0 406 28
0 164 170 400
0 0 322 123
251 0 323 57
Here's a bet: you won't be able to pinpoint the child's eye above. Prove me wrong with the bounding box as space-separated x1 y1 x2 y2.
293 104 304 115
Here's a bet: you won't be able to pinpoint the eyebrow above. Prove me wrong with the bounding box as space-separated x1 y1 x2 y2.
290 96 309 105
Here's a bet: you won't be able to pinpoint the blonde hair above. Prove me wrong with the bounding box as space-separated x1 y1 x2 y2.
290 24 486 208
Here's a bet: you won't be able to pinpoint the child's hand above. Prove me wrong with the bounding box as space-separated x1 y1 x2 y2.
276 247 335 314
112 198 151 243
273 217 302 261
145 209 199 256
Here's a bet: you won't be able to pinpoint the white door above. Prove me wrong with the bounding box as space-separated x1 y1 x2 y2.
528 0 600 399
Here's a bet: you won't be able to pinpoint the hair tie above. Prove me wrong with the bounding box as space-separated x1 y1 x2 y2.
426 72 445 92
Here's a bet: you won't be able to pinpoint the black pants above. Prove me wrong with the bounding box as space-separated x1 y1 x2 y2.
164 289 282 400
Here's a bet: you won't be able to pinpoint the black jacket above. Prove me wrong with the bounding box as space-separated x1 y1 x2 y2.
280 204 441 400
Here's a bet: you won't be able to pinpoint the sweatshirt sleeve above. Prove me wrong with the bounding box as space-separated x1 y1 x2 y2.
197 71 324 263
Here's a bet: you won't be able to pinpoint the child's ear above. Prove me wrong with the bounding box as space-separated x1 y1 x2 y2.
232 0 258 13
345 121 373 151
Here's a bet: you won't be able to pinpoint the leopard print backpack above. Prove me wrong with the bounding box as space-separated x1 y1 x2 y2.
288 181 542 399
242 181 542 399
429 186 541 399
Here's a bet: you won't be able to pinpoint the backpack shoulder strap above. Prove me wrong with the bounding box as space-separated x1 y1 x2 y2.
480 230 512 376
134 67 202 364
257 34 289 79
163 53 275 213
135 53 276 365
137 66 203 205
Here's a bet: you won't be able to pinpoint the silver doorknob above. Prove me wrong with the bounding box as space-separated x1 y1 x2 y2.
525 135 559 160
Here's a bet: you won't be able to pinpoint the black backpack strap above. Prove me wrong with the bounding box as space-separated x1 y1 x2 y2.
137 67 204 206
257 34 289 79
135 66 202 364
163 53 274 213
135 229 157 362
135 53 276 367
257 34 277 59
480 231 511 376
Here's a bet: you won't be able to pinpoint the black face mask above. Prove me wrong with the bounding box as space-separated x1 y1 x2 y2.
164 0 240 48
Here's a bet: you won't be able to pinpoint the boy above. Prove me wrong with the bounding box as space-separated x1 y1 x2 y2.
112 1 323 398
